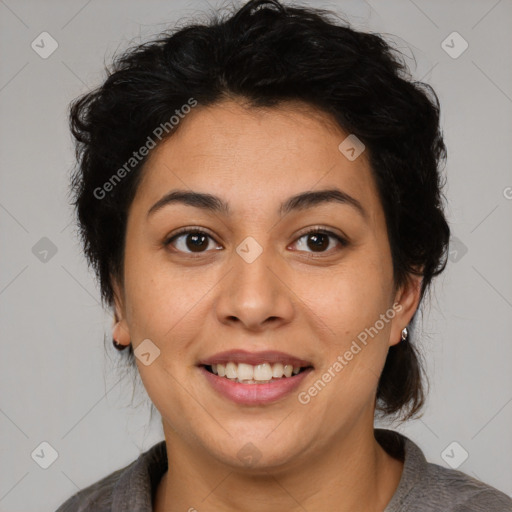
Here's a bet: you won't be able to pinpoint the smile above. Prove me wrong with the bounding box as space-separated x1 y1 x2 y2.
199 365 313 405
205 362 310 383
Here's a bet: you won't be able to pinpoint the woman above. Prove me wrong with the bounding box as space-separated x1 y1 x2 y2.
57 0 512 510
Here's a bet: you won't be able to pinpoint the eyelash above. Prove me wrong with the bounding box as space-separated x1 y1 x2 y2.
163 226 348 257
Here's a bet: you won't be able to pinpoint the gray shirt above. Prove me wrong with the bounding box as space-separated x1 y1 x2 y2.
56 428 512 511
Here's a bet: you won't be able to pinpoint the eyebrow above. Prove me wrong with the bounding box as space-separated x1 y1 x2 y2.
147 188 367 220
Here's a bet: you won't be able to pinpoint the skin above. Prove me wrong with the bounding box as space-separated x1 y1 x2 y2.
112 98 422 511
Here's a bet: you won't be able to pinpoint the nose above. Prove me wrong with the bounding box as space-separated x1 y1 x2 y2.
214 240 295 332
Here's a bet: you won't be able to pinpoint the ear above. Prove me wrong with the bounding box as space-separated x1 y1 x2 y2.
388 273 423 348
111 277 131 346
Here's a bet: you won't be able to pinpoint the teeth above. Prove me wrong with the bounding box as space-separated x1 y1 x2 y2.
272 363 284 378
210 362 304 382
225 362 237 379
237 363 254 381
254 363 273 381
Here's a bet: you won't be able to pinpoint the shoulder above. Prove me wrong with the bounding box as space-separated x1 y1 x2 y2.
422 461 512 512
55 440 167 512
55 464 129 512
375 429 512 512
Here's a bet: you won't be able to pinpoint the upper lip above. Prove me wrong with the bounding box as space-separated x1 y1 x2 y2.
198 350 313 368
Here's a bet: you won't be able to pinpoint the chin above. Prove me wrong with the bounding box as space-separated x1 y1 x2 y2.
206 431 309 473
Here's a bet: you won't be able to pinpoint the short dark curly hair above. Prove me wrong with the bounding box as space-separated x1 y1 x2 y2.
68 0 450 420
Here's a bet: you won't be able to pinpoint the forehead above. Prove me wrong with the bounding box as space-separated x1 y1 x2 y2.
132 100 380 220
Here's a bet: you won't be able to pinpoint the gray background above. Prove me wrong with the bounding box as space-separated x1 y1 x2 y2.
1 0 511 510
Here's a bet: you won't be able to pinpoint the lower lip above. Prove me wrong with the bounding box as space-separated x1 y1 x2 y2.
199 366 313 405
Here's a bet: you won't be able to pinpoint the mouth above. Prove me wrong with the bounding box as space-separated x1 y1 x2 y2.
198 363 313 406
197 349 314 404
198 349 313 375
200 363 313 384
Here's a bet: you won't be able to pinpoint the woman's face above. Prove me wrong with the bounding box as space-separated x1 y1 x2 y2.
113 99 421 470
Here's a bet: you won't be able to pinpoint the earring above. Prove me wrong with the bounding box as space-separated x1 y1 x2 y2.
401 327 408 342
113 338 128 350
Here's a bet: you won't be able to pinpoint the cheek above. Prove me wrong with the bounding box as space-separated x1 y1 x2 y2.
297 252 391 334
298 252 393 389
123 262 221 371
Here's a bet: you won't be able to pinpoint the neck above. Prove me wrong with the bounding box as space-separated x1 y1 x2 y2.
154 421 403 512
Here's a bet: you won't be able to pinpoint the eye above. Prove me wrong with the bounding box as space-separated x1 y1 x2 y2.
164 226 348 256
164 228 221 255
291 227 348 254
